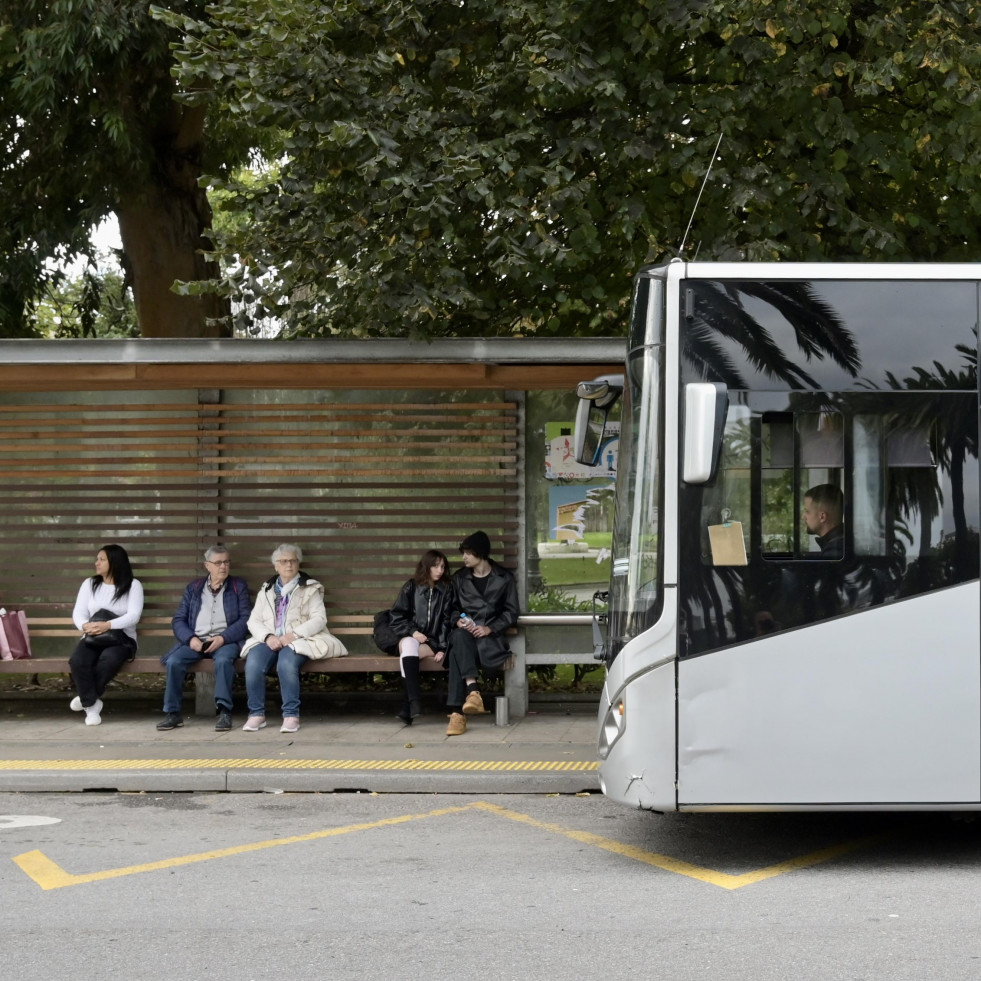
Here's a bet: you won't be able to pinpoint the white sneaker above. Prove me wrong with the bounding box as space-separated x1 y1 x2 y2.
84 699 103 726
69 696 82 712
280 716 300 733
242 715 266 731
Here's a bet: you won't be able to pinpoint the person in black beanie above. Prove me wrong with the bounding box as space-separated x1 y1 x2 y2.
445 531 519 736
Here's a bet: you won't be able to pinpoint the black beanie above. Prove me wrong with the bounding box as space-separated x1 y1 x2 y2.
459 531 491 559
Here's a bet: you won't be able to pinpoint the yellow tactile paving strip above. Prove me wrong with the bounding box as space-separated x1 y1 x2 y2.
0 758 599 772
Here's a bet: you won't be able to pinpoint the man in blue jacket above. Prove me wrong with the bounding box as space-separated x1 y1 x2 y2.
156 546 251 732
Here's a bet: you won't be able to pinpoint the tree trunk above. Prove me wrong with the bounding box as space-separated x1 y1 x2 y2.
115 104 231 338
117 185 229 338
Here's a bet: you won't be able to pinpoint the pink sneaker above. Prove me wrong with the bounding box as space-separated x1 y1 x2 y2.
242 715 266 731
280 716 300 733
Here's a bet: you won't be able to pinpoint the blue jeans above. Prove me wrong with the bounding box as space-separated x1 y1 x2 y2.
244 644 308 717
162 644 240 713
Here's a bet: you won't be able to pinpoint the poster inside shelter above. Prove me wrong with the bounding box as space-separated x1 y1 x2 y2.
544 421 619 480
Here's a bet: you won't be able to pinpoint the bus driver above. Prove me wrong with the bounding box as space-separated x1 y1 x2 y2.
802 484 844 558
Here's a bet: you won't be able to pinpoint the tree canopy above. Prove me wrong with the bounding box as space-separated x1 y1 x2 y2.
0 0 246 337
5 1 981 339
159 0 981 339
35 259 139 339
164 0 695 337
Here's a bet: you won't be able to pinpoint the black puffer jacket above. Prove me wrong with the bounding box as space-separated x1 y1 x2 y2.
450 561 520 666
387 579 453 654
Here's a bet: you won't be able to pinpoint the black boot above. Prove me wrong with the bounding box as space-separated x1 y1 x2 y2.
397 655 422 723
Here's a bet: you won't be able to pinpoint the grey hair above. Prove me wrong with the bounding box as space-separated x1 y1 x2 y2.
203 545 230 563
271 543 303 564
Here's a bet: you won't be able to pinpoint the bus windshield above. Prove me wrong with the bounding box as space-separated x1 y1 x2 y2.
606 273 665 662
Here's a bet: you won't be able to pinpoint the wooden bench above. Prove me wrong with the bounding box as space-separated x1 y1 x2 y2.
0 614 598 717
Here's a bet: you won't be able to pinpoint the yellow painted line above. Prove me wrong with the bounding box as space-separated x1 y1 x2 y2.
0 758 598 772
474 801 889 890
9 797 883 894
13 803 475 890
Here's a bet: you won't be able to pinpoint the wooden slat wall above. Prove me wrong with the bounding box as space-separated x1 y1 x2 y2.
0 391 519 624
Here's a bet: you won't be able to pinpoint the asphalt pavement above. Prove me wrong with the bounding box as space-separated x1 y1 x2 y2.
0 689 600 794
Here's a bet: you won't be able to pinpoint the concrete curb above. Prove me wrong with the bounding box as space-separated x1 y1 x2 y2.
0 770 227 793
0 768 600 794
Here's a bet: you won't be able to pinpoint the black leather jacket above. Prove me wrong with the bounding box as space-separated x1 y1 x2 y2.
450 561 520 664
388 579 453 653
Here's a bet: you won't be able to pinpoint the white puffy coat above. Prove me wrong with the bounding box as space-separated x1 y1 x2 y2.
241 574 347 660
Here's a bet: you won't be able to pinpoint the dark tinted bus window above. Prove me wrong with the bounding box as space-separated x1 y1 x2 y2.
682 280 978 392
679 391 979 658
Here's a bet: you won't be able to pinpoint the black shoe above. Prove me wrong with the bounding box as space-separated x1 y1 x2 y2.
156 712 184 731
215 710 232 732
396 698 422 725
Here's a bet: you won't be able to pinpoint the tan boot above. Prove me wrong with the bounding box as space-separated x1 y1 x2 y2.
446 712 467 736
462 690 487 715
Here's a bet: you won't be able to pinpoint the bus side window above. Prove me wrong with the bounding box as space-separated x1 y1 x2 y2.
799 411 844 556
853 414 935 559
761 414 793 555
699 403 751 563
762 411 844 558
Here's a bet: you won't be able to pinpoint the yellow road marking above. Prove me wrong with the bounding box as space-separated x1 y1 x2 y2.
473 801 888 890
0 758 598 772
13 804 474 890
10 800 886 892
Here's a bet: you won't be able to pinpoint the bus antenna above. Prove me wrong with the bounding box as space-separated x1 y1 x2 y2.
678 132 724 257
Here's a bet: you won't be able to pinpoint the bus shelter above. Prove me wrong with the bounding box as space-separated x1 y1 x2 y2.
0 338 623 699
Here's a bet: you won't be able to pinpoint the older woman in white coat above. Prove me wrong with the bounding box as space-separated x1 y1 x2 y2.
241 544 347 733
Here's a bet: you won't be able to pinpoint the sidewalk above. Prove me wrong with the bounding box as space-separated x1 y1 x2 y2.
0 692 600 794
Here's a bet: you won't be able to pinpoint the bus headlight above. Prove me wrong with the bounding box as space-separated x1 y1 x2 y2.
598 694 625 759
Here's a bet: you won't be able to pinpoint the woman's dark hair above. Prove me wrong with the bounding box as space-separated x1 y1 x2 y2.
91 543 134 602
413 549 449 588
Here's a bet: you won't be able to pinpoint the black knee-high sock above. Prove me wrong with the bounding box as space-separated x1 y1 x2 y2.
401 654 421 705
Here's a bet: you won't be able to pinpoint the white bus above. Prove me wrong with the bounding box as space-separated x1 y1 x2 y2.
576 261 981 811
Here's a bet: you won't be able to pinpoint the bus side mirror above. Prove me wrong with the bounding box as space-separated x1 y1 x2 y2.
574 375 623 466
683 383 728 483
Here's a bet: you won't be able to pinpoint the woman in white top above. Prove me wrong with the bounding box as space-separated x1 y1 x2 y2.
68 544 144 726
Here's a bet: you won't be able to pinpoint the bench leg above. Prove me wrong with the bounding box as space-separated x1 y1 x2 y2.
504 633 528 718
194 671 216 717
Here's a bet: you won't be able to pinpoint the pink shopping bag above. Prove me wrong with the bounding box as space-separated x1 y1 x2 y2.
0 608 31 659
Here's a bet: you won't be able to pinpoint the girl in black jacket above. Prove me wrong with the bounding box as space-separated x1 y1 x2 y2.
385 549 453 724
